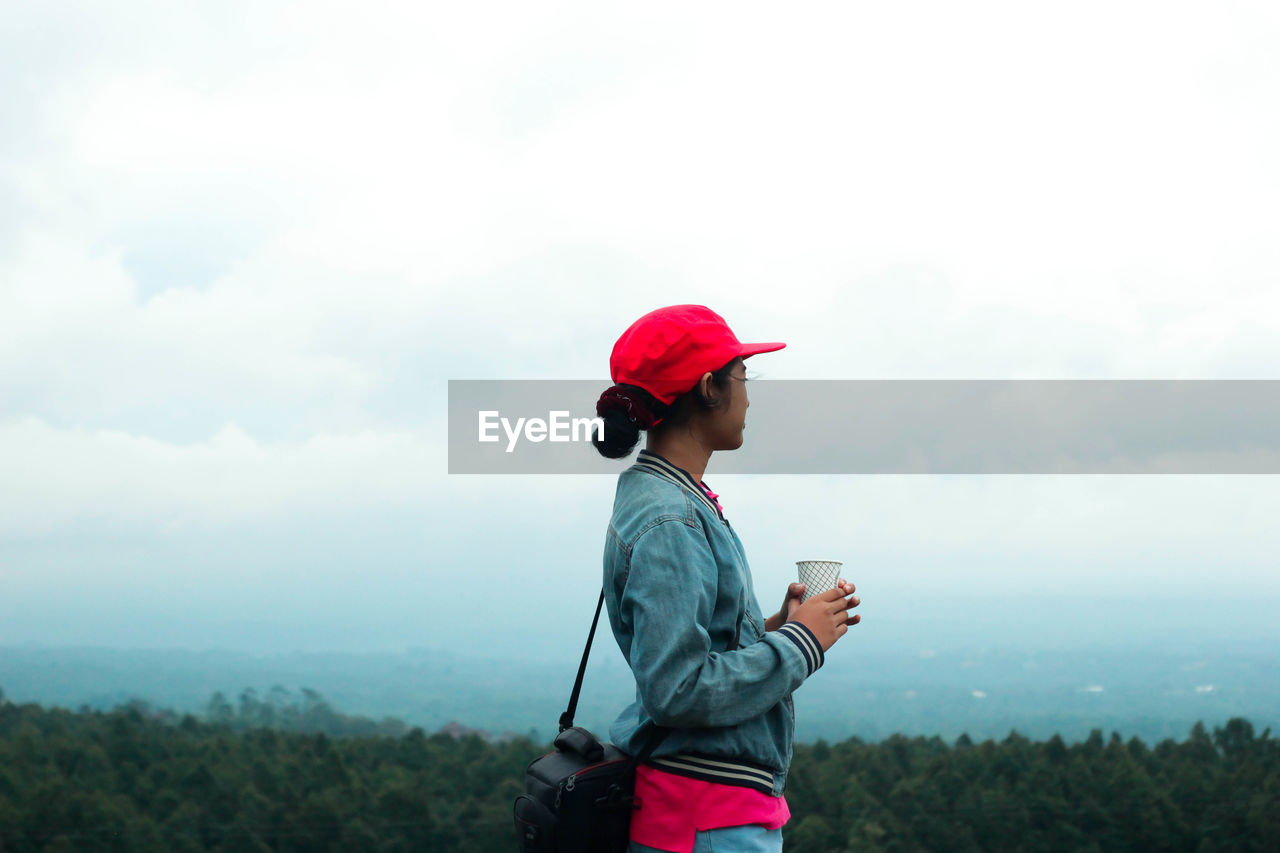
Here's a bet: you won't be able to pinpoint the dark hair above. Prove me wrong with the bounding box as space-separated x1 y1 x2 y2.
593 358 740 459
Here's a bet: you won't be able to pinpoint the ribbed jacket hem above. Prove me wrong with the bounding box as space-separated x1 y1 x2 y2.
646 753 779 795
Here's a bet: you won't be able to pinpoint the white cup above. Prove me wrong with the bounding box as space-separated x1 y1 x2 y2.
795 560 843 602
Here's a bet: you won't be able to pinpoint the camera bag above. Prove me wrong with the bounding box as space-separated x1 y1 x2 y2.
514 590 669 852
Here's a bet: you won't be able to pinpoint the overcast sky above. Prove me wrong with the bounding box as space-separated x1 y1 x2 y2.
2 1 1278 660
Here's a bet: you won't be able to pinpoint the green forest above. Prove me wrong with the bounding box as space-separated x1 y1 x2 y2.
0 686 1276 852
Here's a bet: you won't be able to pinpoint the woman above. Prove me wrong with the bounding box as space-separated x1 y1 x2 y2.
593 304 861 853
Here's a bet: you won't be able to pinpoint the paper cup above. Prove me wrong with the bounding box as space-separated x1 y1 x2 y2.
796 560 843 602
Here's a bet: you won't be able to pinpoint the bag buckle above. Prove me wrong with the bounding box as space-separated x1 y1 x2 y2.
594 782 635 812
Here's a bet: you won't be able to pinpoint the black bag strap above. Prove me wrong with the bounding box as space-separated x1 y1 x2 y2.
559 589 607 733
630 721 669 766
558 590 672 764
559 588 743 732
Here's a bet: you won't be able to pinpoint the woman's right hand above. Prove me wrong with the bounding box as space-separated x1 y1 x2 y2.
787 581 860 652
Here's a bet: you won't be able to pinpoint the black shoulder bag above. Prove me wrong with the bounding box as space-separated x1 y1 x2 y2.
513 590 669 852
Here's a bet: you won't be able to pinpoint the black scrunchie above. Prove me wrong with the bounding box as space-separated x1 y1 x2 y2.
596 386 664 429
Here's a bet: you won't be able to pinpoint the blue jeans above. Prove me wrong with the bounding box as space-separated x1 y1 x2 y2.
630 824 784 852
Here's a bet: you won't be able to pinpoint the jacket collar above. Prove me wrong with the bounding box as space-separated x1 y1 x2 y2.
635 449 723 519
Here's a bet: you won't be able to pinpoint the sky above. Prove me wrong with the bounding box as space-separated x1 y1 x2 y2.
2 1 1279 662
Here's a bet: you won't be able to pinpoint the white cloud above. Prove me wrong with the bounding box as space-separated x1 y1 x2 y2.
0 417 438 535
3 1 1280 648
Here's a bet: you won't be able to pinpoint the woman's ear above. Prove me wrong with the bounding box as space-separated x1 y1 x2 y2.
698 371 714 399
698 370 728 408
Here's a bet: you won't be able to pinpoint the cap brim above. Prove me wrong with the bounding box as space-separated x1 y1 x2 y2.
739 341 786 358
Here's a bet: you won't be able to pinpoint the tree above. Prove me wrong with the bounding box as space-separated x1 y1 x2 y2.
787 814 837 852
206 692 233 727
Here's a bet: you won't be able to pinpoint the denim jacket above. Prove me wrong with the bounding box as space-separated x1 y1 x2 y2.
603 450 824 796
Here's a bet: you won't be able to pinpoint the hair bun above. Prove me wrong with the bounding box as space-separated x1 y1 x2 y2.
596 385 663 429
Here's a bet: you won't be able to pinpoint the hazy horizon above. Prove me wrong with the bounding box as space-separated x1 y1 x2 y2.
3 3 1279 673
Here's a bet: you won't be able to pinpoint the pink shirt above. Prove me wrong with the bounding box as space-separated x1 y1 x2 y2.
699 483 723 515
630 765 791 852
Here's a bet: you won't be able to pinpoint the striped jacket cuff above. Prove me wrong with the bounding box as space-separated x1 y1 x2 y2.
776 622 824 676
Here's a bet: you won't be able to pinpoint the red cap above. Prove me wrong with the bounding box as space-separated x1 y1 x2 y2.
609 305 785 405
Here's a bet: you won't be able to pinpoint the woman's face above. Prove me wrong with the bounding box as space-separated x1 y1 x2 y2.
703 359 749 451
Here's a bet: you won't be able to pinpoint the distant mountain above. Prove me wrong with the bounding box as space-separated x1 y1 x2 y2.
2 643 1276 745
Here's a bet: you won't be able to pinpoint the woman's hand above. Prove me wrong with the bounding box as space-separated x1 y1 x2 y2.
766 579 861 633
765 582 807 632
786 579 861 652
